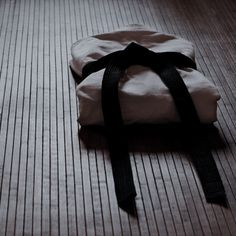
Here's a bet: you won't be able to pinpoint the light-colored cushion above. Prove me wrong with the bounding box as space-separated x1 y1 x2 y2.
70 25 220 126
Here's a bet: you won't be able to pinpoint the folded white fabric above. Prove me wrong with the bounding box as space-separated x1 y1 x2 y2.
70 25 220 126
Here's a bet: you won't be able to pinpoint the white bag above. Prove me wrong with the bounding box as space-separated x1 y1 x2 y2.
70 25 220 126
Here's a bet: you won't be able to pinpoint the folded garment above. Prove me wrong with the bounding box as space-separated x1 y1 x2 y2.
70 25 226 209
70 24 220 126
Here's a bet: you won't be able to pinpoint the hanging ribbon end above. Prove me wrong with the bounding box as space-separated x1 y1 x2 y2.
118 191 137 214
206 191 228 208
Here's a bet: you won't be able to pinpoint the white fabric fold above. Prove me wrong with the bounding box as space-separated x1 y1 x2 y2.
70 25 220 126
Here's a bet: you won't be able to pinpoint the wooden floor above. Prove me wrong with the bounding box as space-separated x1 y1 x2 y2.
0 0 236 235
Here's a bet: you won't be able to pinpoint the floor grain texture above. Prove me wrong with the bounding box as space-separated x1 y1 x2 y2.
0 0 236 235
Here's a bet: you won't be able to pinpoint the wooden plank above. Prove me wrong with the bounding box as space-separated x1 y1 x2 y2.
5 0 27 233
102 149 123 236
47 0 60 235
88 148 105 235
54 0 70 234
164 153 195 236
29 1 43 235
59 0 78 234
7 0 35 235
134 152 159 236
68 1 88 235
0 0 24 235
95 146 114 236
148 153 178 236
172 153 205 235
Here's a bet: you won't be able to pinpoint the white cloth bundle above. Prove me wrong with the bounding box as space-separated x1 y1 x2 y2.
70 25 220 126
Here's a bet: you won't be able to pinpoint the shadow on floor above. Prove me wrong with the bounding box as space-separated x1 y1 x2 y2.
79 123 226 153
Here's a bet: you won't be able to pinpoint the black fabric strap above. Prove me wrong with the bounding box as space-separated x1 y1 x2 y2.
102 60 137 208
187 126 226 202
82 42 226 208
156 64 225 202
